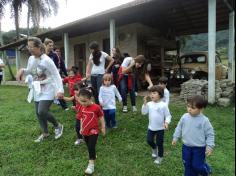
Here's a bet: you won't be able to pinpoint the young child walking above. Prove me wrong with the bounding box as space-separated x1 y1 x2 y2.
99 73 122 129
63 66 82 106
141 85 172 165
158 76 170 106
172 95 214 176
63 81 87 145
78 88 106 175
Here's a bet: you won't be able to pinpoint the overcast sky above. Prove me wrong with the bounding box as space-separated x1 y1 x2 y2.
1 0 135 32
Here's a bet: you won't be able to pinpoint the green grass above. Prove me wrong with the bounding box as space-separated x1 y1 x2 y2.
3 65 16 81
0 85 235 176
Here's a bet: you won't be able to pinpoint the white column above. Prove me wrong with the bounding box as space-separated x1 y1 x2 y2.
208 0 216 103
109 19 116 55
64 33 69 68
228 11 235 82
15 48 21 71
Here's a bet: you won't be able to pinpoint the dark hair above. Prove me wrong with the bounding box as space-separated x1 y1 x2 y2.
73 81 88 91
123 53 130 58
187 95 208 109
159 76 168 85
89 41 101 66
149 85 164 98
78 88 93 99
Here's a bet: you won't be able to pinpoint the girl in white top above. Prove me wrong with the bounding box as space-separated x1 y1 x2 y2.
142 85 171 165
158 76 170 106
16 37 64 143
99 73 122 128
84 41 114 104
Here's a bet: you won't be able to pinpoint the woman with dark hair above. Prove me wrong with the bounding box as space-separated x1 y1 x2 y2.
110 47 124 86
118 55 153 113
84 41 114 104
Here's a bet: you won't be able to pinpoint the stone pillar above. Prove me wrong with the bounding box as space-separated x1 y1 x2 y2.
109 19 116 55
64 33 69 68
228 11 235 82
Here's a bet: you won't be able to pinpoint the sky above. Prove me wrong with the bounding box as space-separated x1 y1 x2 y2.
1 0 135 32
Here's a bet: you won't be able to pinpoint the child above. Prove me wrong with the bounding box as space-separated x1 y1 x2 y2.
158 76 170 106
99 73 122 129
63 81 87 145
78 88 106 175
172 95 214 176
63 66 82 105
141 85 171 165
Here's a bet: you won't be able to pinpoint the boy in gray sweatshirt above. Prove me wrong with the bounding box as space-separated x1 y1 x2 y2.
172 95 214 176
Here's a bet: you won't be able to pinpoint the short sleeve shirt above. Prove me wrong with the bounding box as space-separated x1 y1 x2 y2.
89 51 109 75
121 57 134 68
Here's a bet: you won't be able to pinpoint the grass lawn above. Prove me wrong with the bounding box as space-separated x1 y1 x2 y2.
0 85 235 176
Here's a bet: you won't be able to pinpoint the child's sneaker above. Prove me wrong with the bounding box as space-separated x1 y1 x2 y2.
132 106 137 112
74 139 84 145
85 163 94 174
55 123 63 139
34 134 49 143
154 157 163 165
152 148 158 158
122 106 128 113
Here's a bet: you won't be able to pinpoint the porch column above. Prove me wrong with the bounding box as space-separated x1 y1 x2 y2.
208 0 216 103
109 19 116 55
15 48 21 71
64 33 69 68
228 11 235 82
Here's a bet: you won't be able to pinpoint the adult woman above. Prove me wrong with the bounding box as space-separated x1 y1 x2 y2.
84 41 114 104
110 47 124 86
16 37 64 142
118 55 153 113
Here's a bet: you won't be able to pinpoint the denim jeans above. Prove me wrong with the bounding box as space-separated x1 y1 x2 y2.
182 145 212 176
103 109 116 128
119 74 136 106
91 74 103 104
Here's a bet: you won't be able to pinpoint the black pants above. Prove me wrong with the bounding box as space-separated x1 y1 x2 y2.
84 134 98 160
147 129 164 157
58 99 68 109
0 75 2 85
75 119 83 139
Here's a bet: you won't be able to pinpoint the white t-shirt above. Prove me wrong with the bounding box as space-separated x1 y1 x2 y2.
121 57 134 68
89 51 109 75
99 85 122 110
142 101 172 131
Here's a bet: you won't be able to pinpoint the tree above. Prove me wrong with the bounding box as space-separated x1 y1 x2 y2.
27 0 58 35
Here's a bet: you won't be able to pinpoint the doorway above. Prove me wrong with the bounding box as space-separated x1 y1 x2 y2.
74 43 86 75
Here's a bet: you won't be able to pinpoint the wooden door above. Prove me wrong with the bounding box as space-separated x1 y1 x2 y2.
74 43 86 75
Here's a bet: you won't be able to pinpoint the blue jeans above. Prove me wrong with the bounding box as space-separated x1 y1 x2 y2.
147 129 164 157
182 145 212 176
119 74 136 106
91 74 103 104
103 109 116 128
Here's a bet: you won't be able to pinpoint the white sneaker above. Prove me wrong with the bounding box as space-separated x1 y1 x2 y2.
154 157 163 165
135 92 138 97
34 134 49 143
152 148 158 158
122 106 128 113
85 163 94 174
55 124 63 139
132 106 137 112
74 139 84 145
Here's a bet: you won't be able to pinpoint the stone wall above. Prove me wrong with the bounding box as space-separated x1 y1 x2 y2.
180 79 235 106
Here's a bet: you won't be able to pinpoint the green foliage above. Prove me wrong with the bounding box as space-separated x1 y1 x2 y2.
2 27 51 45
0 86 235 176
3 64 16 81
181 30 229 58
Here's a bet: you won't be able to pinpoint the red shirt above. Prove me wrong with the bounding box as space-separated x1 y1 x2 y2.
80 104 104 136
63 74 82 96
75 101 83 120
